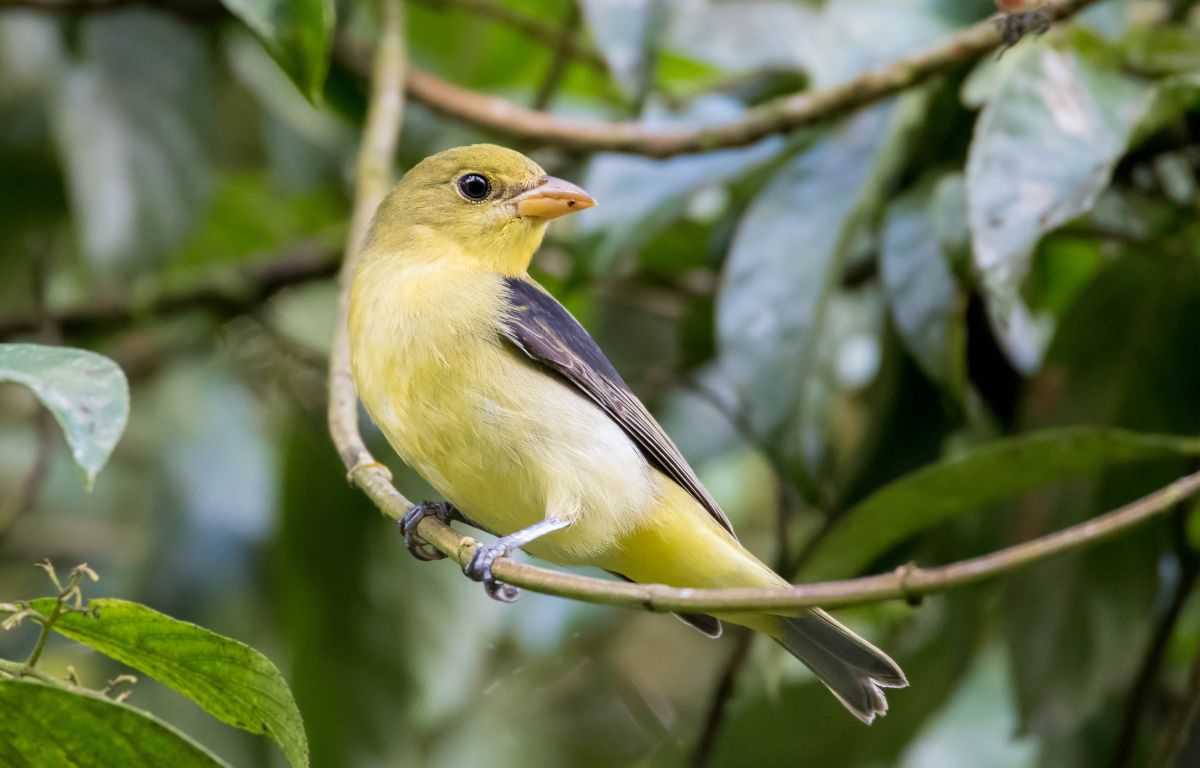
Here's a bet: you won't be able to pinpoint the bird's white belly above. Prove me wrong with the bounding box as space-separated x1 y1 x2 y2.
364 338 660 565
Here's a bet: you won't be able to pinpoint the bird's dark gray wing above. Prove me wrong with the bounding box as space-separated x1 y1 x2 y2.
500 276 736 538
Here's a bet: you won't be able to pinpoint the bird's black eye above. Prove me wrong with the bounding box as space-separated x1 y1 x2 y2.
456 173 491 201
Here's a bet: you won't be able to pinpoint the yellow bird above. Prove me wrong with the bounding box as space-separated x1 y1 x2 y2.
349 144 906 722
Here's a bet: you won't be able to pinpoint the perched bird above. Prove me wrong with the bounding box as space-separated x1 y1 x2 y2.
348 144 907 722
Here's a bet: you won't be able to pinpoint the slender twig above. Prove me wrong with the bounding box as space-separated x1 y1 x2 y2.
532 0 581 111
689 629 753 768
1113 510 1200 768
326 0 406 475
6 0 1098 158
0 243 338 340
337 0 1101 158
1158 644 1200 767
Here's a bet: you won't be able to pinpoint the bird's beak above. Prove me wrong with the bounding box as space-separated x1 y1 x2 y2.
513 176 597 219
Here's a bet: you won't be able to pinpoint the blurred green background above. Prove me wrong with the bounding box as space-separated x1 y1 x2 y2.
3 0 1200 765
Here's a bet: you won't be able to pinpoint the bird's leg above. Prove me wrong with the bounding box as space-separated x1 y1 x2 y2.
401 501 465 561
464 517 572 603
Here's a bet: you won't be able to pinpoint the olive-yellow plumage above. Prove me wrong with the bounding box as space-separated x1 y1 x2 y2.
349 144 906 722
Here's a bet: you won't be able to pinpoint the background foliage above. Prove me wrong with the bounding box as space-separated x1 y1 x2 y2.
3 0 1200 766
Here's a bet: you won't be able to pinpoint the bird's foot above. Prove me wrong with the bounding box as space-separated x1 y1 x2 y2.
463 539 520 603
400 501 462 561
346 459 393 485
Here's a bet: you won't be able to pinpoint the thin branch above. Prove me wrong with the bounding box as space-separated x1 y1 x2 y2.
0 243 339 340
689 629 753 768
327 0 406 475
1158 641 1200 767
1113 510 1200 768
532 0 582 111
337 0 1101 158
8 0 1098 158
408 0 606 73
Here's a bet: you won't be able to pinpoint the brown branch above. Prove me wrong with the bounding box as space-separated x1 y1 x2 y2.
1112 509 1200 767
0 243 339 340
689 629 753 768
326 0 406 476
8 0 1098 159
338 0 1102 158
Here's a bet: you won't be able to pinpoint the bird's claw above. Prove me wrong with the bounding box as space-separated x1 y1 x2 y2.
464 541 520 603
401 501 461 561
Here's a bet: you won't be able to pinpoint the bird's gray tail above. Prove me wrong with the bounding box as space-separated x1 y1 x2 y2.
773 609 908 724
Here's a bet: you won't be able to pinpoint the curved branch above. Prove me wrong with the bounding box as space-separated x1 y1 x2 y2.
336 0 1100 158
0 243 338 341
327 0 1199 617
327 0 406 474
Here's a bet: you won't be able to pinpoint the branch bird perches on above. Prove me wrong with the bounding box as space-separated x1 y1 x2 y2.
323 0 1200 616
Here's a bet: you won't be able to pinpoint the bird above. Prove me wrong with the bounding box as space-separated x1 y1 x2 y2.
348 144 907 723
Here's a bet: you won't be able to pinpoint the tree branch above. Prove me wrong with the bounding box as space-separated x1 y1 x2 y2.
327 0 406 476
6 0 1099 158
0 243 339 340
338 0 1100 158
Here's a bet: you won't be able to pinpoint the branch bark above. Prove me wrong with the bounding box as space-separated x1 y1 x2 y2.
338 0 1100 158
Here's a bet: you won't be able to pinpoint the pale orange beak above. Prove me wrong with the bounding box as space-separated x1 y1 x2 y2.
513 176 596 219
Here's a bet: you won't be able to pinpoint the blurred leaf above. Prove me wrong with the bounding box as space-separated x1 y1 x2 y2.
716 94 916 444
220 0 333 103
899 646 1036 768
52 11 212 274
0 681 229 768
1122 25 1200 77
802 428 1200 580
31 598 308 768
664 0 813 73
965 40 1151 371
808 0 954 88
580 0 668 100
1005 253 1200 741
0 344 128 490
880 174 968 395
577 96 785 271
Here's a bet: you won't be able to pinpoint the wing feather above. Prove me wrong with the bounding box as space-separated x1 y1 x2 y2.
501 277 736 538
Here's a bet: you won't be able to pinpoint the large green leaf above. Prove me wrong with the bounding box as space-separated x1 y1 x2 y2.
965 39 1152 371
220 0 333 103
715 104 896 441
0 680 230 768
879 174 968 395
31 598 308 768
802 428 1200 580
0 344 129 489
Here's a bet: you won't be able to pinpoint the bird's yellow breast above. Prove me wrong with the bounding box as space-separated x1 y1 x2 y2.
349 249 660 564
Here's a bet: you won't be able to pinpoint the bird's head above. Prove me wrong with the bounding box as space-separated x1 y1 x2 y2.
363 144 595 274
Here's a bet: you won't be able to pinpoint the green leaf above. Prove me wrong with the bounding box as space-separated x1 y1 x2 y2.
579 0 667 101
0 680 230 768
220 0 333 103
30 598 308 768
716 86 928 449
0 344 129 489
965 41 1152 370
52 11 212 273
802 428 1200 580
880 174 968 395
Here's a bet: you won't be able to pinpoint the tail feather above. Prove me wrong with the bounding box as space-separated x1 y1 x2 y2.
774 609 908 724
